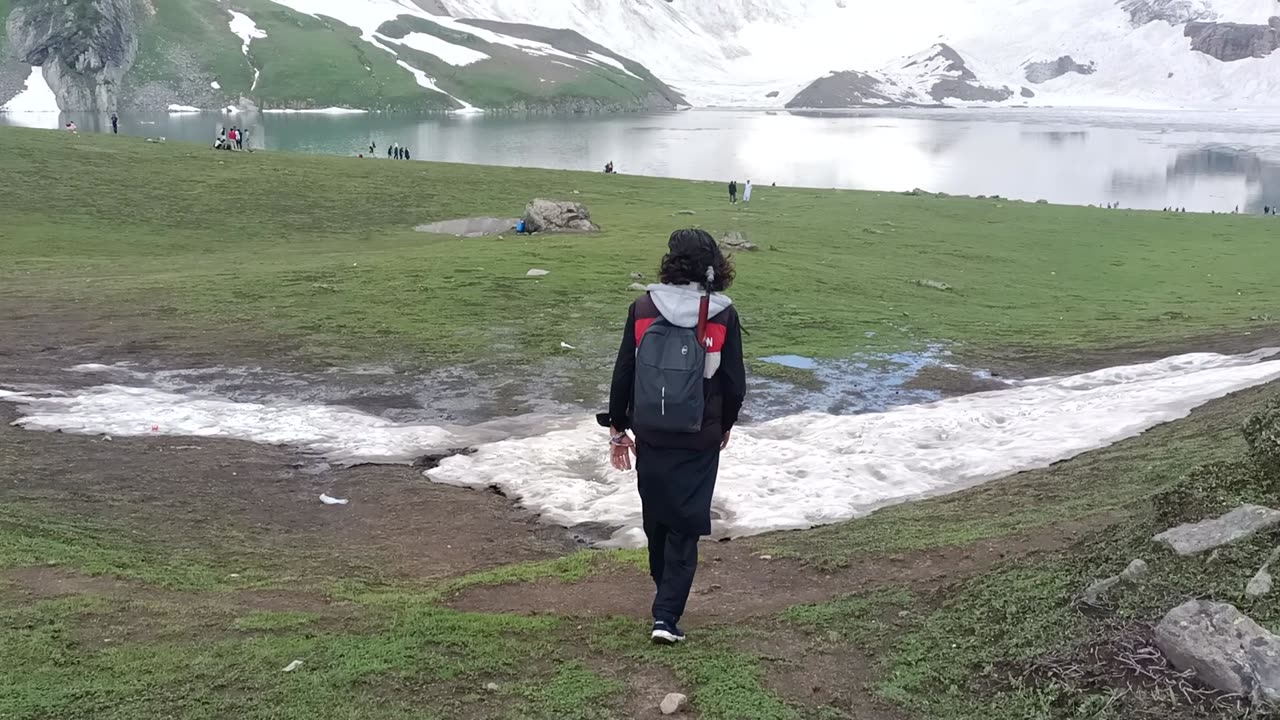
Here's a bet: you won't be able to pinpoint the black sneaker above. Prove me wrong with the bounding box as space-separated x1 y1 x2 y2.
651 621 686 645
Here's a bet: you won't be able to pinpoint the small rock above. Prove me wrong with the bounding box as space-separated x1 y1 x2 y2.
826 630 841 642
282 660 303 673
630 272 645 281
675 210 697 216
1120 559 1149 581
526 269 551 277
913 279 952 292
484 682 500 692
660 693 688 715
1247 567 1273 598
628 283 648 292
1153 504 1280 555
758 554 773 560
102 435 112 442
1081 575 1121 605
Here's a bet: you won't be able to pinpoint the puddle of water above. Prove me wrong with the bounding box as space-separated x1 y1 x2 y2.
760 354 817 370
414 217 519 238
5 349 1280 546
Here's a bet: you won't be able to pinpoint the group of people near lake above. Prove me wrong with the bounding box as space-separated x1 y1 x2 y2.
371 142 411 160
728 179 753 204
214 125 250 151
604 161 616 174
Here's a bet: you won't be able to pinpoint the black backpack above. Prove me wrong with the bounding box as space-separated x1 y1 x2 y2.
632 293 710 434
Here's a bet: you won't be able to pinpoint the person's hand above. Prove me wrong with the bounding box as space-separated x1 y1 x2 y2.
720 430 732 450
610 430 636 471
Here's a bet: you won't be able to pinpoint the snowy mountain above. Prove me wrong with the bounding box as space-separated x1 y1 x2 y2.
435 0 1280 109
0 0 684 113
3 0 1280 113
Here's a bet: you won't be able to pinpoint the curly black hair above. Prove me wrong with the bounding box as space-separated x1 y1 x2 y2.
659 228 735 292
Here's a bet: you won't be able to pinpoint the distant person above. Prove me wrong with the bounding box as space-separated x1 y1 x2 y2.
110 112 118 134
603 228 746 646
65 121 77 133
241 127 251 151
1265 205 1271 215
235 127 244 151
388 144 395 159
369 141 377 154
728 180 737 204
404 147 411 160
743 180 753 203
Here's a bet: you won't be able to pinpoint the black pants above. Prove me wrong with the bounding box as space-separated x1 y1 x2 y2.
645 517 699 624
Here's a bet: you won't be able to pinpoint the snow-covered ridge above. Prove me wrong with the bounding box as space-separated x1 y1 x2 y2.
435 0 1280 108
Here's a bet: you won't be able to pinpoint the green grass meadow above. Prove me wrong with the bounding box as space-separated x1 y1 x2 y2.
4 126 1280 719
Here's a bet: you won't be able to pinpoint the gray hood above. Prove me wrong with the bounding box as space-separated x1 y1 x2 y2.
646 283 733 328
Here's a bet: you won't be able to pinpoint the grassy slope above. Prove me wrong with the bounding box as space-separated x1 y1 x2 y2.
1 127 1277 373
126 0 254 100
376 16 666 109
230 0 452 111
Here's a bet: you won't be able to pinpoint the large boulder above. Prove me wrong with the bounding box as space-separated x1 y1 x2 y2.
1184 20 1280 62
1155 600 1280 704
1153 504 1280 555
522 199 599 233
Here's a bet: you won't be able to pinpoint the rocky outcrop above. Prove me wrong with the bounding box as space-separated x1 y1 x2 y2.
1023 56 1096 84
785 70 912 109
522 199 598 233
6 0 140 111
1155 600 1280 704
1185 19 1280 62
787 44 1012 108
1152 504 1280 555
1119 0 1215 27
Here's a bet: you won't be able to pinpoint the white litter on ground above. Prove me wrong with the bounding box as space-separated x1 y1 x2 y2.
1 67 60 113
211 81 222 89
4 350 1279 545
282 660 303 672
319 493 349 505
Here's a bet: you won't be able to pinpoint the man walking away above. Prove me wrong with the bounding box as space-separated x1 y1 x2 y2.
743 180 753 203
241 127 251 151
110 112 118 134
728 180 737 204
235 127 243 151
370 141 376 155
603 228 746 645
404 147 411 160
388 144 395 159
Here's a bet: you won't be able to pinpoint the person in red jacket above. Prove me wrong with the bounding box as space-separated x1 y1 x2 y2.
602 228 746 645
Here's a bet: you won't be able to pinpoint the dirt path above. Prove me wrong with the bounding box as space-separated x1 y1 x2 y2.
444 518 1110 624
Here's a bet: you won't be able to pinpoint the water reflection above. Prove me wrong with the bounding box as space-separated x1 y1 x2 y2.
6 107 1280 212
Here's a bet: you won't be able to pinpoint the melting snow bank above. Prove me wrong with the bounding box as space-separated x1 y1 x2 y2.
1 67 59 113
3 350 1280 545
429 350 1280 545
261 107 367 114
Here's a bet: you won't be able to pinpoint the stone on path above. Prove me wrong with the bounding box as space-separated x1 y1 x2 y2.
628 283 648 292
522 199 599 233
1153 504 1280 556
659 693 688 715
526 269 550 277
1155 600 1280 704
282 660 303 672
